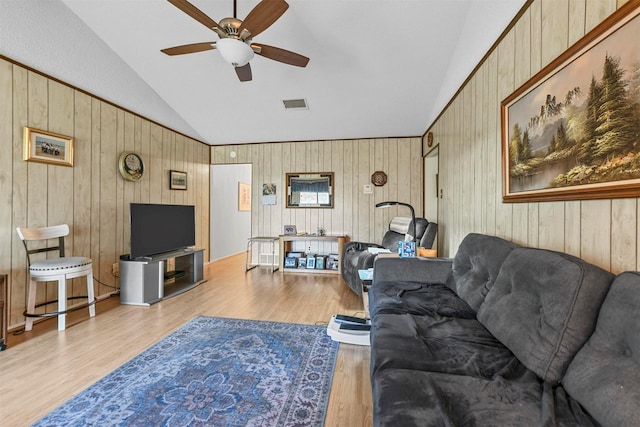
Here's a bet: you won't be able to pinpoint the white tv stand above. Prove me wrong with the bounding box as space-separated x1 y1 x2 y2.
119 248 205 306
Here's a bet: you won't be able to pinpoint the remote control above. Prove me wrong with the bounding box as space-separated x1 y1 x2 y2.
339 323 371 332
335 314 368 325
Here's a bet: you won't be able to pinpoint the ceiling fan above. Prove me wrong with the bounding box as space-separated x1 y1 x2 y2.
161 0 309 82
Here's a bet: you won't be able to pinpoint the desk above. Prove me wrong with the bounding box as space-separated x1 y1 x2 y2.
245 237 279 273
279 234 348 275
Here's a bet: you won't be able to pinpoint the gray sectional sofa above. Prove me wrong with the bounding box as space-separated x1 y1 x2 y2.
368 233 639 426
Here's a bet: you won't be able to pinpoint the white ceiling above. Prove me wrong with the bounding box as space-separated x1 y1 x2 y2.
1 0 525 145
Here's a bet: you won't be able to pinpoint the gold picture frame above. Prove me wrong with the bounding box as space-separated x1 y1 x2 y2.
170 170 187 190
501 2 640 202
23 127 74 167
238 182 251 211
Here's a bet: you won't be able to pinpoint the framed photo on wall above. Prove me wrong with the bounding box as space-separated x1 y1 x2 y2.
170 170 187 190
238 182 251 211
23 127 74 167
501 2 640 202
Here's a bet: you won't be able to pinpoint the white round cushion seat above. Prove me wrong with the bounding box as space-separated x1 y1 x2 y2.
29 257 93 275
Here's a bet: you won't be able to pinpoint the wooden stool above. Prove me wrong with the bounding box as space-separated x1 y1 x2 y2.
16 225 95 331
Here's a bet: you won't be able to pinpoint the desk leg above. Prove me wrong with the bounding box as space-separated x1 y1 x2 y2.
245 240 257 273
362 280 372 320
270 240 278 273
278 238 285 272
337 236 346 274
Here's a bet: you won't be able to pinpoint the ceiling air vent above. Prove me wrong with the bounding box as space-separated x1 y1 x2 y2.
282 98 308 110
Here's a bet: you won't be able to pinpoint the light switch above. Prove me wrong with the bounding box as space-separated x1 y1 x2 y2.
364 184 373 194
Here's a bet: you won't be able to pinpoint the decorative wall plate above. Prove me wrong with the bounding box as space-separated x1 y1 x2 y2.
427 131 434 147
371 171 387 187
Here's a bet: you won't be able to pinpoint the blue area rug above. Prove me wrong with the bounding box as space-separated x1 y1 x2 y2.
33 316 339 427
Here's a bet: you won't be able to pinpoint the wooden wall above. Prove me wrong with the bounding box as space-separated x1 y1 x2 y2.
0 58 210 329
427 0 637 273
211 138 423 247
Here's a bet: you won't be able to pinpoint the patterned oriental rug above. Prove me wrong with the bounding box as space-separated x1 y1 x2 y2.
33 316 339 427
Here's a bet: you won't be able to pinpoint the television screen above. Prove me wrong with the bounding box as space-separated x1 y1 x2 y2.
130 203 195 259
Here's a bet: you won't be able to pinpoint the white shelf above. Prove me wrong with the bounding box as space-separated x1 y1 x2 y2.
279 234 348 275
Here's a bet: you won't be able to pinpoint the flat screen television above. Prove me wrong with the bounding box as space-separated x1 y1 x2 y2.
130 203 195 259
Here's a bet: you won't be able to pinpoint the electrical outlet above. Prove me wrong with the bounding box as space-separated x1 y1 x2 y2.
112 262 120 277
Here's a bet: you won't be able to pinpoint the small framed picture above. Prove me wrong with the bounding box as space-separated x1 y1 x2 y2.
284 257 298 268
238 182 251 211
170 170 187 190
298 258 307 268
306 256 316 269
23 127 74 167
283 225 297 235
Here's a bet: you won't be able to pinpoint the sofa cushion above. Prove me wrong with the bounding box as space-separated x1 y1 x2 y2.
370 311 519 379
477 247 614 383
563 271 640 427
369 280 476 319
446 233 520 312
371 368 598 427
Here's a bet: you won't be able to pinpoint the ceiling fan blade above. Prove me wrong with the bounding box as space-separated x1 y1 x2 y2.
161 42 216 56
235 63 253 82
253 44 309 67
238 0 289 38
168 0 224 33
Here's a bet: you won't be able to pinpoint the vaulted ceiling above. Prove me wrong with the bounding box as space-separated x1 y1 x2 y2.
0 0 526 145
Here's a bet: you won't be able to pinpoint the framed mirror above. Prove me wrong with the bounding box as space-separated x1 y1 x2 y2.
286 172 334 208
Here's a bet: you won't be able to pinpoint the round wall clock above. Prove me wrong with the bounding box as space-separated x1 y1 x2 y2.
371 171 387 187
118 151 144 181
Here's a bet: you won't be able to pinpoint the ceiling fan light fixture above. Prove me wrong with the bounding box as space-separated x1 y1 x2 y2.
216 38 254 67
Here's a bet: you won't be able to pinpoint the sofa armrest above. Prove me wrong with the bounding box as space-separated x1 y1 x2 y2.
372 257 453 285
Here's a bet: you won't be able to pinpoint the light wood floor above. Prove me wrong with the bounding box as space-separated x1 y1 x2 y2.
0 254 373 426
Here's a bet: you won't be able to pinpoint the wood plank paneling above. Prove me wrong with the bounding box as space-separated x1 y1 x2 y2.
10 65 29 325
427 0 636 280
611 198 637 273
1 60 210 328
0 60 13 315
211 137 423 245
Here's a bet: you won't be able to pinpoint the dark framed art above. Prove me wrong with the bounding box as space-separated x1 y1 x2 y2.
170 170 187 190
501 2 640 203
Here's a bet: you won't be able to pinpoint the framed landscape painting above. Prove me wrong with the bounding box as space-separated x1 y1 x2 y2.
501 2 640 202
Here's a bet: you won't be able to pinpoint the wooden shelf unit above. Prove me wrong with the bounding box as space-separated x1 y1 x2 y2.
279 234 348 275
